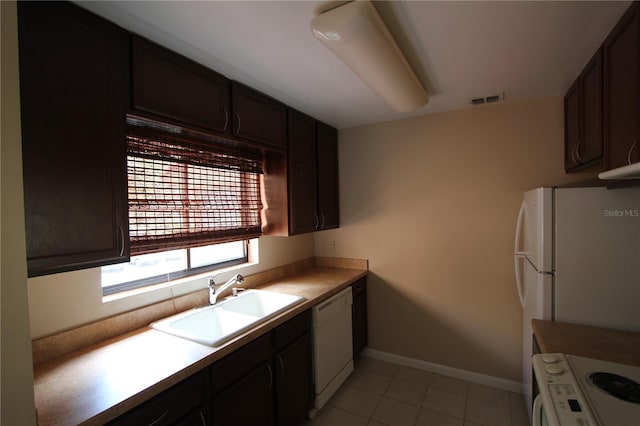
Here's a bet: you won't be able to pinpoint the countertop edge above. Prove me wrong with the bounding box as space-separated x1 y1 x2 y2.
532 319 640 366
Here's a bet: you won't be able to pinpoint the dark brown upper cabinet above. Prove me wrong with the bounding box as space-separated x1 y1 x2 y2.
131 35 231 134
131 43 286 151
604 2 640 169
315 122 339 230
231 82 288 151
285 111 339 235
288 110 317 234
18 1 130 276
564 48 604 172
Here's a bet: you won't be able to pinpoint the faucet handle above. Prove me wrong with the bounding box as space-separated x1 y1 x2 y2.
232 287 246 297
208 277 216 289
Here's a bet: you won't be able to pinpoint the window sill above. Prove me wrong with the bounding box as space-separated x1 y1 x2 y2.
102 260 258 304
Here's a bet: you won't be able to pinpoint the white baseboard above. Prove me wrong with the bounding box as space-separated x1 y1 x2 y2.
361 348 523 394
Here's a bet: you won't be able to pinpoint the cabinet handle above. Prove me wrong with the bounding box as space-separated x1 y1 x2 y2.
314 214 319 229
575 139 583 162
118 226 124 257
571 143 577 164
278 355 285 377
267 364 273 388
235 113 241 135
148 409 169 426
319 214 325 229
628 141 638 165
199 411 206 426
223 107 229 132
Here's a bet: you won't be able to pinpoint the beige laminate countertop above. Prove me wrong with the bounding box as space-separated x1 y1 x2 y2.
532 319 640 366
33 266 366 426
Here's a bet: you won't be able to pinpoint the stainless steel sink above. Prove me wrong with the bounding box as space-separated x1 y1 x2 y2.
151 290 305 346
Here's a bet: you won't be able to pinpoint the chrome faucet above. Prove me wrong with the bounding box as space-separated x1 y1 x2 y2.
208 274 244 305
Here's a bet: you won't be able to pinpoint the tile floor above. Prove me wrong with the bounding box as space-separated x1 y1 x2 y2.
302 356 530 426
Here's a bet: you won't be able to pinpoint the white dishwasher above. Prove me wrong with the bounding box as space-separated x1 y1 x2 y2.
311 286 354 412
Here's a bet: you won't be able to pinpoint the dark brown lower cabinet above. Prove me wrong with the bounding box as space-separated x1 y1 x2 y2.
212 362 274 426
109 311 312 426
210 311 312 425
352 278 368 357
107 371 206 425
174 409 207 426
275 332 313 426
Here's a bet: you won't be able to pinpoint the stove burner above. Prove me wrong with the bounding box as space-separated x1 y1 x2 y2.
589 372 640 404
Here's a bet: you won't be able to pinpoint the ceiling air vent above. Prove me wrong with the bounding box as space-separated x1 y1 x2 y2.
469 92 505 106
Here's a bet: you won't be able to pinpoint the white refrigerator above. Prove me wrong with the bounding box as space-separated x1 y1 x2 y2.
514 186 640 417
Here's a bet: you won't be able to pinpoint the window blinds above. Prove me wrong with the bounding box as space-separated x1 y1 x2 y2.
126 119 263 255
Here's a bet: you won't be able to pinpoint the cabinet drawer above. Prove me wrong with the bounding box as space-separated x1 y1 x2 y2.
210 334 272 394
108 371 205 425
351 278 367 297
273 310 311 352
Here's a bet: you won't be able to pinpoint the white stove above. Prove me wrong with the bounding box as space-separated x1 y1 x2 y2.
532 353 640 426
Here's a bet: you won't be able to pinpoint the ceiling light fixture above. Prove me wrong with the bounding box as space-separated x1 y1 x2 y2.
310 1 428 112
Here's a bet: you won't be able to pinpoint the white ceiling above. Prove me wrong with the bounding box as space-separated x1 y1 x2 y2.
76 1 631 129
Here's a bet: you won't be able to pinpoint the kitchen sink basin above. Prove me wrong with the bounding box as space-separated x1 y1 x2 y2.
151 290 305 346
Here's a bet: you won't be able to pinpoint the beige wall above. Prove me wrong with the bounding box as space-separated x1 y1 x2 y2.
315 97 596 382
1 1 38 424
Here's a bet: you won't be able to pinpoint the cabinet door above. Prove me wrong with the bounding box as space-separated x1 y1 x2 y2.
316 122 339 230
212 362 274 426
352 284 368 357
579 49 604 165
564 80 581 171
17 1 129 276
275 332 313 426
174 409 207 426
108 372 206 425
565 49 604 172
604 2 640 169
210 334 272 392
288 110 317 234
231 82 287 150
132 36 230 133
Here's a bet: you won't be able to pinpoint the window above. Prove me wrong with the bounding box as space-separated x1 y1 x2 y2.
102 117 263 296
101 241 247 295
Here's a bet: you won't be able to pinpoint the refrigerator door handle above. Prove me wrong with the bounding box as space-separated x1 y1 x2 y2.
514 201 526 308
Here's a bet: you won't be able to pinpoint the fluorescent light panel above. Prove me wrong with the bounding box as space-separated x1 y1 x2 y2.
311 1 428 112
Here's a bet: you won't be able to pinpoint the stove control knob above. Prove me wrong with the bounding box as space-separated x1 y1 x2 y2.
542 354 560 363
545 364 564 375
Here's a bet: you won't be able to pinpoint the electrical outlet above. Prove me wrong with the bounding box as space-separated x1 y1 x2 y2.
330 241 338 253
